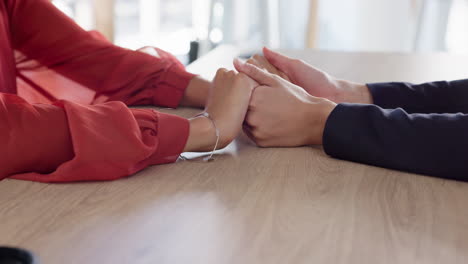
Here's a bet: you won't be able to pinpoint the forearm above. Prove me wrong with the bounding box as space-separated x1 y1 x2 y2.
323 103 468 181
2 92 190 182
10 0 197 107
0 94 74 179
368 79 468 113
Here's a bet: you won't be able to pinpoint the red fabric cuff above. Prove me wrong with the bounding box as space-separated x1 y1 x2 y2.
151 61 197 108
148 110 190 164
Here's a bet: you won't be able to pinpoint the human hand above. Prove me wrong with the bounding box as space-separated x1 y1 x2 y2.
183 69 257 152
251 47 372 104
234 59 337 147
245 53 291 82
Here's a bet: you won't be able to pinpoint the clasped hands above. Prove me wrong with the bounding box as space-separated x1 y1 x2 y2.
184 47 372 153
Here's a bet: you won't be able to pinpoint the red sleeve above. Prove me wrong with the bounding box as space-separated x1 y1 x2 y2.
0 93 189 183
8 0 195 107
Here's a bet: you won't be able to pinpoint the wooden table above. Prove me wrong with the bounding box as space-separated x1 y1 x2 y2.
2 46 468 264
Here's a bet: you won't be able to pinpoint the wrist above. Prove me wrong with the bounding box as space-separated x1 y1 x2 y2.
181 76 211 108
336 80 372 104
304 97 337 145
317 99 337 145
355 83 373 104
183 116 217 152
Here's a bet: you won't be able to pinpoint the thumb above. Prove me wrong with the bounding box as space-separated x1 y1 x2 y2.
263 47 295 75
234 58 276 86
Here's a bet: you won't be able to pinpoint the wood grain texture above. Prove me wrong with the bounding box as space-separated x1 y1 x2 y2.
1 46 468 264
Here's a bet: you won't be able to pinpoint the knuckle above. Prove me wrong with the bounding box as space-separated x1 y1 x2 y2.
225 71 235 79
253 54 263 60
236 72 249 81
216 68 226 76
246 58 256 65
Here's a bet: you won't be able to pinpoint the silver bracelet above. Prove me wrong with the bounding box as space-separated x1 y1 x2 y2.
180 112 220 162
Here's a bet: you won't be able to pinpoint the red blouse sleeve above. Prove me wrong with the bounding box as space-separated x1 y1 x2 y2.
0 0 195 182
8 0 196 107
0 93 189 183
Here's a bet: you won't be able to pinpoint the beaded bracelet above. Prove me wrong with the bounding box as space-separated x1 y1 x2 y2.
180 112 220 162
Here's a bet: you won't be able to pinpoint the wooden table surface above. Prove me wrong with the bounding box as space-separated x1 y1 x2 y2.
2 46 468 264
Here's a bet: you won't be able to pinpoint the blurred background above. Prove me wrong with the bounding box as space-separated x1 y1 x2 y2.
52 0 468 64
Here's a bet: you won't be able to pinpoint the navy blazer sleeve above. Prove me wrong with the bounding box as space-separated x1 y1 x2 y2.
367 79 468 113
323 80 468 181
